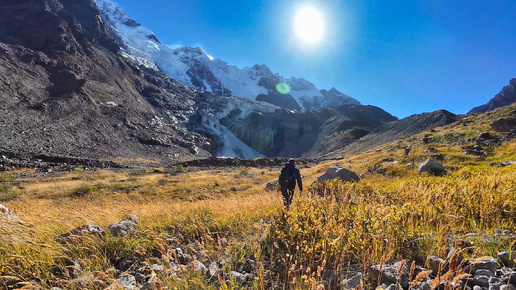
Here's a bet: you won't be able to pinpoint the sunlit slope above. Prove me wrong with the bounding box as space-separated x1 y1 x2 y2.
0 104 515 289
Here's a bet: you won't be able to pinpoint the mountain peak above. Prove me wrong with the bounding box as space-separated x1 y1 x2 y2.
95 0 361 110
469 78 516 114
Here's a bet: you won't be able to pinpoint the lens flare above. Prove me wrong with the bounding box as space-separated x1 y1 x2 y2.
276 82 291 94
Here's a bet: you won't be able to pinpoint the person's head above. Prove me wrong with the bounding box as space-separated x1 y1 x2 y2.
288 158 295 166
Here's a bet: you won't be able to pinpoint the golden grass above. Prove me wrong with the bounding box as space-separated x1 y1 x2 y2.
1 107 516 288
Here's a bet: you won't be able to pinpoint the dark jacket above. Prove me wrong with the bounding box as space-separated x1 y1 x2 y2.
279 162 303 191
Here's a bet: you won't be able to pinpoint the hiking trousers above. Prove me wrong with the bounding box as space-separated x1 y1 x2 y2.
281 186 295 208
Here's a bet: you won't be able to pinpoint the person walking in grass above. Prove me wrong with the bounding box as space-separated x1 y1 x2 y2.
279 158 303 208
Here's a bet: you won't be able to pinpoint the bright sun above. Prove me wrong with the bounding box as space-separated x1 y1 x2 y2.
294 7 325 43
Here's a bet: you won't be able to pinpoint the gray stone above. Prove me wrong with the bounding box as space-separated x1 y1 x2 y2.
193 261 208 275
384 284 396 290
427 255 447 276
370 261 409 288
473 276 489 288
424 147 438 153
471 258 497 275
379 282 393 289
117 274 138 290
418 159 446 176
230 271 247 283
473 286 482 290
497 251 516 267
170 262 179 272
475 269 495 277
0 204 23 223
341 272 362 289
264 182 279 191
419 280 431 290
58 224 104 242
140 277 158 290
321 269 337 287
109 215 138 237
317 166 360 183
489 277 503 290
502 270 516 284
446 248 465 265
209 262 219 276
151 264 164 272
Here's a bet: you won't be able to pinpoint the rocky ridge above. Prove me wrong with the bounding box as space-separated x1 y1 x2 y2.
470 78 516 113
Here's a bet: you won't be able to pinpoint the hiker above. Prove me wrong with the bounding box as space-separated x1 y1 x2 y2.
279 158 302 208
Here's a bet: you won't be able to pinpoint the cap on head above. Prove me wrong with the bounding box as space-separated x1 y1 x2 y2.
288 158 295 165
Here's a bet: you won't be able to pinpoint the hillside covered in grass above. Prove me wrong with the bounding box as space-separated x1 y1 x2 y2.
1 104 516 289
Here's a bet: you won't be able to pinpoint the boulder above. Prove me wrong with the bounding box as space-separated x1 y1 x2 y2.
264 182 279 191
58 224 104 243
432 154 445 161
418 159 446 176
193 261 208 275
471 258 497 275
209 262 220 276
497 161 516 167
424 147 438 153
0 204 23 223
117 274 138 290
230 271 248 283
317 166 360 183
478 132 493 139
491 118 516 132
427 255 448 276
341 272 362 289
370 261 409 288
109 215 138 237
498 251 516 267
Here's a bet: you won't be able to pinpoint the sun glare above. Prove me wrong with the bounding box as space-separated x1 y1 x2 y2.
294 7 325 43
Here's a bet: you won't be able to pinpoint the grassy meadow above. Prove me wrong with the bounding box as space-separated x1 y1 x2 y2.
1 108 516 289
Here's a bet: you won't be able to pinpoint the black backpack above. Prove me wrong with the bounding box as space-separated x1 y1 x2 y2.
279 164 296 188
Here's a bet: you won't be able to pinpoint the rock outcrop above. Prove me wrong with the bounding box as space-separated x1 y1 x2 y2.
317 166 360 183
470 78 516 113
418 159 446 176
221 105 397 157
109 215 138 237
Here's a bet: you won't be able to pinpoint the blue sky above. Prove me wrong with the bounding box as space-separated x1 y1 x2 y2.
112 0 515 118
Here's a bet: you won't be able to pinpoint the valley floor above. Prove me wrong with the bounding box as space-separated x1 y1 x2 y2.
1 109 516 289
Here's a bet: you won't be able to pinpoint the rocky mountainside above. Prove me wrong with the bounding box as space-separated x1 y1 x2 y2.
0 0 473 166
221 105 397 157
95 0 360 111
0 0 215 163
469 78 516 113
321 110 459 158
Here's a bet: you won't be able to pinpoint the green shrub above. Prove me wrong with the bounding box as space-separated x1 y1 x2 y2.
0 185 19 201
72 184 99 197
0 172 14 182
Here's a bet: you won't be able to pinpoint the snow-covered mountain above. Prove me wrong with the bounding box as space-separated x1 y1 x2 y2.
95 0 360 110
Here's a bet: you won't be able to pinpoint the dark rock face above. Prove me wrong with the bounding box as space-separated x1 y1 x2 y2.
0 0 212 163
221 105 397 157
470 78 516 113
